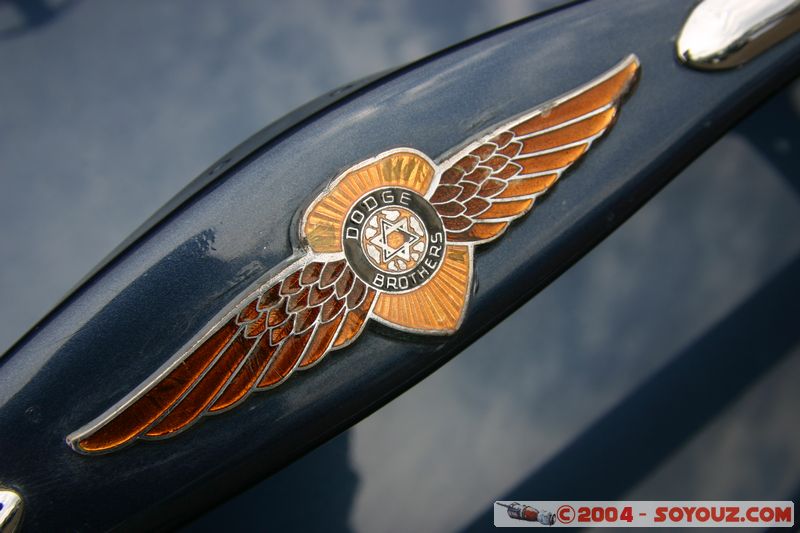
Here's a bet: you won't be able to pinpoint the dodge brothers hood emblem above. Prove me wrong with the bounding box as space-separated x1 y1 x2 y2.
69 55 639 454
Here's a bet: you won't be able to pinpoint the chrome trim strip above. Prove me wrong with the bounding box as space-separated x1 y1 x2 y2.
0 490 23 533
677 0 800 69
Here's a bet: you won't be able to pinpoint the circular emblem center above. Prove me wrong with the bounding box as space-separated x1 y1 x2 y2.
343 187 445 293
362 206 426 273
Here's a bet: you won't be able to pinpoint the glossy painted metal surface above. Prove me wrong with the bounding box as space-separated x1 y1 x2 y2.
1 0 800 530
677 0 800 69
188 78 800 533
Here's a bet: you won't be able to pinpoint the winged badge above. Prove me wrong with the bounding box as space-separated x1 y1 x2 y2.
69 55 640 454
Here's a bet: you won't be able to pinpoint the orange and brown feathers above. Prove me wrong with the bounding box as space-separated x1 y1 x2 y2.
75 259 375 453
430 55 639 244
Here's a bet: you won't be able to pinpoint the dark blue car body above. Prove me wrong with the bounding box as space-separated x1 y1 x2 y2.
1 0 799 530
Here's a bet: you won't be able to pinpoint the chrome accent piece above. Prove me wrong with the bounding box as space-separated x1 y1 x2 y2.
0 489 23 533
677 0 800 69
67 56 640 455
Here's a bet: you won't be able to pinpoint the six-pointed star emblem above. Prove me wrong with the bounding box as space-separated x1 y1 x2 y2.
371 214 421 262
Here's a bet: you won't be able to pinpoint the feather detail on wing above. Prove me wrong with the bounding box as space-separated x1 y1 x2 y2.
430 55 639 245
70 256 375 453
